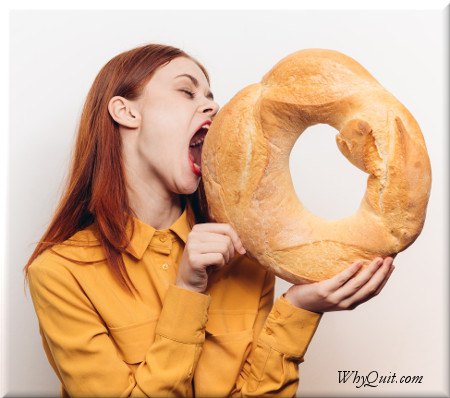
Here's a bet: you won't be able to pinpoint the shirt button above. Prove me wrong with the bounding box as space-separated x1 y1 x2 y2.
159 235 167 243
161 263 169 270
265 327 273 335
274 310 281 319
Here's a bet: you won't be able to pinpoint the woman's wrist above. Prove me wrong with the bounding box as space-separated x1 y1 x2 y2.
283 285 323 313
175 280 204 294
283 290 300 308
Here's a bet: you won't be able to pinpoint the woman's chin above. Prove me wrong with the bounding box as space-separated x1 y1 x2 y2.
175 172 201 195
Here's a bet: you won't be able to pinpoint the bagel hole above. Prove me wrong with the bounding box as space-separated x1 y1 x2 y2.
289 124 367 220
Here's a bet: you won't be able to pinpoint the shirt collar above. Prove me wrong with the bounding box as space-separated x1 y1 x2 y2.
169 208 190 244
125 208 191 260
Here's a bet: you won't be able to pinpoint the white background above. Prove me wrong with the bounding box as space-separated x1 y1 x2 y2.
4 5 449 397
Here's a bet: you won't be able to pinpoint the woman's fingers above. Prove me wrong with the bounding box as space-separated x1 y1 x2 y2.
176 223 246 293
347 260 395 309
196 240 234 265
334 257 384 300
339 257 394 308
188 232 237 267
200 252 230 269
192 223 246 255
372 263 395 296
327 260 364 291
192 231 234 255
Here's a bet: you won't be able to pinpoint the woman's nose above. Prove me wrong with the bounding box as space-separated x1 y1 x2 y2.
200 99 219 117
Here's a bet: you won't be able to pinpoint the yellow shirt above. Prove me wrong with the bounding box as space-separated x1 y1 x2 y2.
28 209 322 397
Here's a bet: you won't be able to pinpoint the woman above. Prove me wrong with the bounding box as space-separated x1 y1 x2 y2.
25 43 394 397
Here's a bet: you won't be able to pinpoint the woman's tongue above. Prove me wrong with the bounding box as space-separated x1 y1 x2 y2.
189 144 202 175
188 127 208 175
190 145 202 168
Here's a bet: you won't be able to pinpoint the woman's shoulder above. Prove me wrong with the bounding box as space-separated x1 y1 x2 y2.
28 225 105 276
27 226 108 313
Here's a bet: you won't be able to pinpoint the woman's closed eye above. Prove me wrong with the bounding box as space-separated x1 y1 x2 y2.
181 89 195 98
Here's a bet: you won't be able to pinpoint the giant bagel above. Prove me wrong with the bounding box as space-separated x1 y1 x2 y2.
202 49 431 284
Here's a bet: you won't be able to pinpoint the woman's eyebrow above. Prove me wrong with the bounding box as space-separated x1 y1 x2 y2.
175 74 214 100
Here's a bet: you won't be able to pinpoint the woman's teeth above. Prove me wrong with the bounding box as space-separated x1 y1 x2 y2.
189 124 209 147
190 136 205 147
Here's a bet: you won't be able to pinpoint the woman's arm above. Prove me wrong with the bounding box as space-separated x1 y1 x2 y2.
28 258 210 397
231 257 394 397
231 270 322 397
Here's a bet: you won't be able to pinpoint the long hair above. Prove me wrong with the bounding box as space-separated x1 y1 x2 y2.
24 44 211 293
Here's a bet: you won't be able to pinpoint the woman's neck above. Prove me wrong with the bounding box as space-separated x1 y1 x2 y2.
130 191 182 230
125 171 182 230
121 130 184 230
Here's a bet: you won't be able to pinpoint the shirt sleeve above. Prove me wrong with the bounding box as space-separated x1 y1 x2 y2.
28 261 210 397
232 272 322 397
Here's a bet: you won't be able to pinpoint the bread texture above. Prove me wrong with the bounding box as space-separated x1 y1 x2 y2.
202 49 431 284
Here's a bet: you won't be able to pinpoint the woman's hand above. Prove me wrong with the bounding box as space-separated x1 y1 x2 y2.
176 223 246 293
284 257 395 313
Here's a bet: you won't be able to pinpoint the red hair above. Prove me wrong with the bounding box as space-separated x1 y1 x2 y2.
24 44 211 293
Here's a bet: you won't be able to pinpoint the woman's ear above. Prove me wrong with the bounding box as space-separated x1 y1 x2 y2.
108 96 141 128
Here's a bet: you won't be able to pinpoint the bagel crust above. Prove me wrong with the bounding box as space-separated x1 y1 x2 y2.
202 49 432 284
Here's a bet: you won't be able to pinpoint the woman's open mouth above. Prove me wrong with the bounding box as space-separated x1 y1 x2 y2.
188 122 210 176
